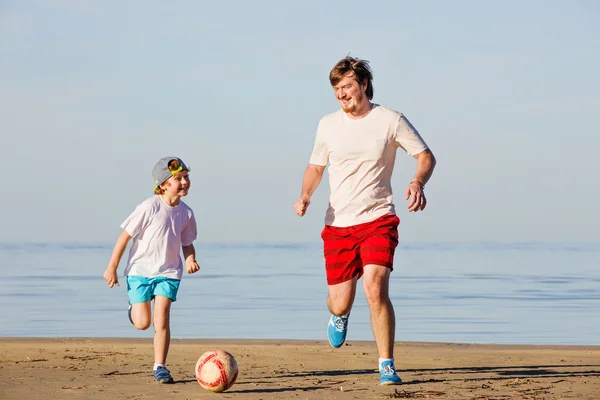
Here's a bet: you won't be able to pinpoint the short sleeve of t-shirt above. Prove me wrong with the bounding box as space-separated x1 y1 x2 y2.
120 202 151 238
309 121 329 166
394 114 429 156
181 208 197 247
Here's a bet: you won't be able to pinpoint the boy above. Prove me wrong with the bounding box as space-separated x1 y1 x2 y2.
103 156 200 384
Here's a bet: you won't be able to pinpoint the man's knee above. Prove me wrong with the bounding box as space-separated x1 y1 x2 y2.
366 286 388 305
363 269 391 305
327 292 354 316
328 300 352 316
327 277 357 315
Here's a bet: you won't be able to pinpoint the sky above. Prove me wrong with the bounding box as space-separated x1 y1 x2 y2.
1 0 599 244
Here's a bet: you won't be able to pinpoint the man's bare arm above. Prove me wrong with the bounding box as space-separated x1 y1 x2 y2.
294 164 326 216
406 149 436 212
412 149 436 187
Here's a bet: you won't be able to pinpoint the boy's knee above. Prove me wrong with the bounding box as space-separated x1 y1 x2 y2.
133 318 152 331
134 320 152 330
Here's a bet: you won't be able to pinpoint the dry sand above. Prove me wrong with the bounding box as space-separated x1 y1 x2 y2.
1 338 599 400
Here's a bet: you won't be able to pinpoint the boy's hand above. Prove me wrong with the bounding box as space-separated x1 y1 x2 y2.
186 259 200 274
103 269 120 288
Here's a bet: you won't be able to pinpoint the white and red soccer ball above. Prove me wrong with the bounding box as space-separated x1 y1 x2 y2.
195 350 238 392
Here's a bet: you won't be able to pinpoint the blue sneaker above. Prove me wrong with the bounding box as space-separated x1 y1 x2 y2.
153 366 174 384
379 360 402 385
127 303 134 325
327 314 349 348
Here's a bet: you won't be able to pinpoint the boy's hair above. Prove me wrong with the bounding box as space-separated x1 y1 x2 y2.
329 56 374 100
154 159 188 195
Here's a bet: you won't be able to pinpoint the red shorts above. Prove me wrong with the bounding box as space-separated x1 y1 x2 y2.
321 213 400 285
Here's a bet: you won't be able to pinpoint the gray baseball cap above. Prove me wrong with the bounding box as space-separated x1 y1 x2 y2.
152 157 189 189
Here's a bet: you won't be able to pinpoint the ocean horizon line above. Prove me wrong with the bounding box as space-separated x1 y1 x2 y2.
1 240 599 251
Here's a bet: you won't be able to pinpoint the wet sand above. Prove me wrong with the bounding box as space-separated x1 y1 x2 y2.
1 338 599 399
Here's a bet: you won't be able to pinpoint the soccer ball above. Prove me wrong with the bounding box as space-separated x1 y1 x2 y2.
195 350 239 392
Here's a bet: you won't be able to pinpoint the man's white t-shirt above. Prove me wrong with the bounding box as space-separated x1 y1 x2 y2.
309 105 429 227
121 195 197 280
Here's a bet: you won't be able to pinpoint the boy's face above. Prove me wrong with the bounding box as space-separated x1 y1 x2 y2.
161 170 191 197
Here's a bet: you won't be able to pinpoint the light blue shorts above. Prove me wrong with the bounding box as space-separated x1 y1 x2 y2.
126 276 181 304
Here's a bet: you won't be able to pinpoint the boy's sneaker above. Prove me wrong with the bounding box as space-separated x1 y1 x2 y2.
327 314 349 348
379 360 402 385
127 303 134 325
153 366 174 384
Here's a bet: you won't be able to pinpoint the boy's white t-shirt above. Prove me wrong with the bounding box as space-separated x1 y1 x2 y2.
309 105 429 227
121 195 197 280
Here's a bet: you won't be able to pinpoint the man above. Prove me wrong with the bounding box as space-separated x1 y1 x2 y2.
293 56 436 385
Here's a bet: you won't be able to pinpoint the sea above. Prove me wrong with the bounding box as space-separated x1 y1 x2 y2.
1 242 598 345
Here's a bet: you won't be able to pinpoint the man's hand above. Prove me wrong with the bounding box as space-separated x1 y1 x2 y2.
103 268 120 288
405 181 427 212
186 258 200 274
293 197 311 217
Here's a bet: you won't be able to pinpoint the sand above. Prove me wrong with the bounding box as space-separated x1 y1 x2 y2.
1 338 599 400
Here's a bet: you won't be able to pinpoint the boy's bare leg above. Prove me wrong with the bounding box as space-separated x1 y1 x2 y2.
153 296 172 365
131 301 152 330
